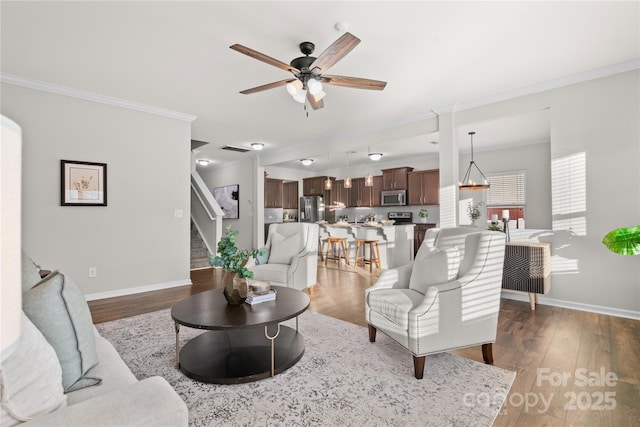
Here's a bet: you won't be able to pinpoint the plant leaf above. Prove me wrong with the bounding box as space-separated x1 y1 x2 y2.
602 226 640 256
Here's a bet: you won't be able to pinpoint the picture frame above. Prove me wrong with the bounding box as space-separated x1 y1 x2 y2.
61 160 107 206
213 184 239 219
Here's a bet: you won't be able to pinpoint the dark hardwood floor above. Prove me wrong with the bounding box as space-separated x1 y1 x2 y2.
88 264 640 427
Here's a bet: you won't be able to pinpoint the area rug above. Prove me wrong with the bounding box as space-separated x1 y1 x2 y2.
97 309 515 427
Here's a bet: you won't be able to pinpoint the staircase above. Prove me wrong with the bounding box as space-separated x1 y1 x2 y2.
190 221 212 270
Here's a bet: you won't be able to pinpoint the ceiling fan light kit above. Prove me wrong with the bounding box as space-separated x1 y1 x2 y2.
459 132 490 190
368 152 383 161
196 159 210 166
300 159 314 166
251 142 264 150
230 32 387 111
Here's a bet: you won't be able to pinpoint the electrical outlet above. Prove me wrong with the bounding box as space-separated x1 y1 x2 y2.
88 267 97 278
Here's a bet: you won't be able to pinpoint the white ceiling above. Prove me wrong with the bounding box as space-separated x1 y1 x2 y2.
1 2 638 172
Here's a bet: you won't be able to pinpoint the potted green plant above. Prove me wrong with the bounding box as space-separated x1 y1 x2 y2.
467 201 483 225
210 225 259 304
418 209 429 223
602 225 640 256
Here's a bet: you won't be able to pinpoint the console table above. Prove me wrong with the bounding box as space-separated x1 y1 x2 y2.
502 241 551 310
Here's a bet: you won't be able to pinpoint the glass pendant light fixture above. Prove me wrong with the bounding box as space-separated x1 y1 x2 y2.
364 174 373 187
459 131 490 190
324 154 333 190
344 151 352 188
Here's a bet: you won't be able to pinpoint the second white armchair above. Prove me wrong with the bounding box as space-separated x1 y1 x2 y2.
247 223 319 291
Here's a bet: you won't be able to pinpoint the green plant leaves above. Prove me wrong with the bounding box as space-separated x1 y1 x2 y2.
602 226 640 256
209 225 259 277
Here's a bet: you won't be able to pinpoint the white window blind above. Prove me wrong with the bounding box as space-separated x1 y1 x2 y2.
487 172 525 206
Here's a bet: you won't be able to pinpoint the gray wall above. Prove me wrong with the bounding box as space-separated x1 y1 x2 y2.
1 84 192 297
454 70 639 315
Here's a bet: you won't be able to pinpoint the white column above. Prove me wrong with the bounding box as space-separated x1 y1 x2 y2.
438 112 459 228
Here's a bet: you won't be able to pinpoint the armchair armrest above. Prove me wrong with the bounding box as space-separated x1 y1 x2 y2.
23 377 188 427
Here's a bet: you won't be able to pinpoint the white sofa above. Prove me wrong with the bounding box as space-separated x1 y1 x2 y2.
0 256 188 426
247 223 319 290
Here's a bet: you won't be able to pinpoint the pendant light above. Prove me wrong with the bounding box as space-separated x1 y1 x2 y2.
459 132 490 190
324 154 333 190
344 151 352 189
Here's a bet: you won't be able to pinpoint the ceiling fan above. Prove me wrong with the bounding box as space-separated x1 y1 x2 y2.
230 32 387 110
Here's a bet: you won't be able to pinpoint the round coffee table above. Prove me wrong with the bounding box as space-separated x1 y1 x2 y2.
171 286 309 384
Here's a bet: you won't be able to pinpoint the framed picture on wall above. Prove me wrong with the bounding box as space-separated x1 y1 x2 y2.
213 184 239 219
61 160 107 206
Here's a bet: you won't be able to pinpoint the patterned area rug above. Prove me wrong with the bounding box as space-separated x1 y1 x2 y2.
97 309 515 427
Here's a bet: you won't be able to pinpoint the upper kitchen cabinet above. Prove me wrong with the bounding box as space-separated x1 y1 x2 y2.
303 176 333 196
371 175 383 207
382 167 414 190
347 176 382 207
265 178 283 208
333 179 348 206
282 181 299 210
407 169 439 205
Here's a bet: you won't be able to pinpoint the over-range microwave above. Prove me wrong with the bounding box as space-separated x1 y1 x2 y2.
381 190 406 206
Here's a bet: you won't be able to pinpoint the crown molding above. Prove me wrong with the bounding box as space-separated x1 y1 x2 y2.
434 59 640 114
0 73 197 123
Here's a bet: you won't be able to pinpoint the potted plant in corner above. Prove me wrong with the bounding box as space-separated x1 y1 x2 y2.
418 209 429 223
602 225 640 256
210 225 259 305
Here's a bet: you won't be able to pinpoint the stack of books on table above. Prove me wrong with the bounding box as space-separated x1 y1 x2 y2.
245 289 277 305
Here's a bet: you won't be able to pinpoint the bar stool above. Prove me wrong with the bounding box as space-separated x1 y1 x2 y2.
354 239 381 272
325 237 350 265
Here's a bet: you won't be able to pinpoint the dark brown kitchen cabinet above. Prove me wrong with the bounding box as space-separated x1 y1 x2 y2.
264 178 283 208
414 223 437 256
371 175 383 207
303 176 333 196
282 181 298 209
347 177 381 207
382 167 414 190
408 169 439 205
333 180 348 206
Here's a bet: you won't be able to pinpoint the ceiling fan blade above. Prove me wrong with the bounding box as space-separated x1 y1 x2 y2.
240 79 297 95
230 44 300 74
307 92 325 110
321 75 387 91
309 32 360 73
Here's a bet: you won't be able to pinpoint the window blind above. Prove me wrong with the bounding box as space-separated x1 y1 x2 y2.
487 172 525 206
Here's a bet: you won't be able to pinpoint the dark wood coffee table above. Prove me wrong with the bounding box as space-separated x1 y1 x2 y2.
171 286 309 384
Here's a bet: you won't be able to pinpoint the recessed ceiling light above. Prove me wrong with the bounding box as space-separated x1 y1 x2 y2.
251 142 264 150
368 152 383 161
196 159 210 166
300 159 314 166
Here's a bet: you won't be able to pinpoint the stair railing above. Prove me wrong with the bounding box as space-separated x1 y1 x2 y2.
190 170 224 259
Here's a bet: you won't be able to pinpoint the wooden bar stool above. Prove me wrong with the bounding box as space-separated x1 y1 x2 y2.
354 239 381 272
325 237 350 265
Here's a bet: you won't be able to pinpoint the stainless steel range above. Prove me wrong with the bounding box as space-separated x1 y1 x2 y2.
388 212 413 224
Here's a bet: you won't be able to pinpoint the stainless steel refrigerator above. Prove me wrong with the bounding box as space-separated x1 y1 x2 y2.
299 196 324 222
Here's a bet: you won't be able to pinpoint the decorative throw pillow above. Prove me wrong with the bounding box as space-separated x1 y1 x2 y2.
21 251 42 292
268 232 301 264
255 247 270 265
22 271 101 392
0 313 67 426
409 246 461 294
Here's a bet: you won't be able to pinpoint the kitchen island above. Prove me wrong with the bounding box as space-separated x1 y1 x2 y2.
318 222 415 269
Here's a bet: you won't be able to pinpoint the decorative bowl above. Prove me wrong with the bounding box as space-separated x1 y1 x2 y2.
250 281 271 295
381 219 396 226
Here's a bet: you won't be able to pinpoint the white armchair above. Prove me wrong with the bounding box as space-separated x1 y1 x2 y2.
365 227 506 379
247 223 319 291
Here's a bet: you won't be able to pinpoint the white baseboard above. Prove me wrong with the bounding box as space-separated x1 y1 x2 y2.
85 279 192 301
500 291 640 320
